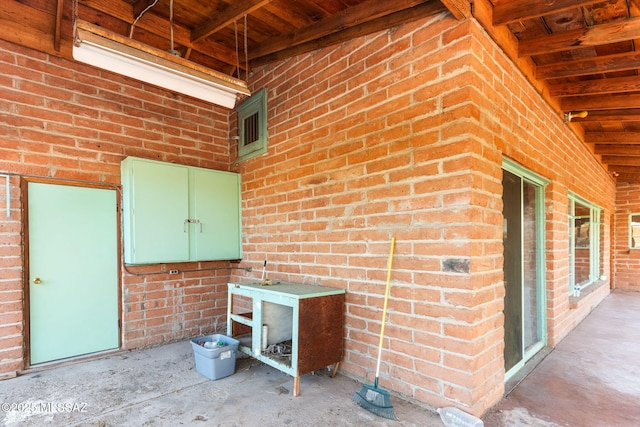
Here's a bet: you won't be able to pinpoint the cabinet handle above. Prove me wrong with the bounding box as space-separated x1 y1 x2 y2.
184 218 201 232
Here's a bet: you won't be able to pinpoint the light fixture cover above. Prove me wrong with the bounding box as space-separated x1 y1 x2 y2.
73 21 250 108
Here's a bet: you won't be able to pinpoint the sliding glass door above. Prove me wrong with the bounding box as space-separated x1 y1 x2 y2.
502 162 547 380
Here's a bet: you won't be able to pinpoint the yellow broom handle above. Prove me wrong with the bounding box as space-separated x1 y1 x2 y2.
375 236 395 379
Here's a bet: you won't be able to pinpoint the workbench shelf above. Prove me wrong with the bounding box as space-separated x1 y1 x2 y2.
227 281 345 396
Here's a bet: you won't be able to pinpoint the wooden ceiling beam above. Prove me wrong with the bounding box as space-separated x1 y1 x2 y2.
614 174 640 183
0 0 58 55
54 0 64 51
84 0 241 69
493 0 604 26
609 166 640 182
439 0 471 19
595 145 640 155
250 0 436 60
549 76 640 97
615 174 640 182
82 0 133 21
135 12 240 68
519 17 640 57
562 94 640 111
601 155 640 166
586 132 640 144
578 110 640 122
536 51 640 79
191 0 274 44
251 1 446 66
608 165 640 173
131 0 157 21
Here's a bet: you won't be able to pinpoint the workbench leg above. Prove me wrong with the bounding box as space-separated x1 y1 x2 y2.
293 376 300 397
331 362 340 378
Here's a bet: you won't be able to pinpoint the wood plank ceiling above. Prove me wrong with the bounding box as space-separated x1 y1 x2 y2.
490 0 640 183
1 0 639 182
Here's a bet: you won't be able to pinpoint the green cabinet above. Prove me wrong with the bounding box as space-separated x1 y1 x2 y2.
122 157 241 264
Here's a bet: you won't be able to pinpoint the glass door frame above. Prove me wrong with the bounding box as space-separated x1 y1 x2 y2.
503 158 548 382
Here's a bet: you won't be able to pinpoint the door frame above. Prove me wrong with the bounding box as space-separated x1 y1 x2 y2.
502 159 548 382
21 177 122 367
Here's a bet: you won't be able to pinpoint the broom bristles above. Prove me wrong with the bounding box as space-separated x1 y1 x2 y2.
352 383 398 420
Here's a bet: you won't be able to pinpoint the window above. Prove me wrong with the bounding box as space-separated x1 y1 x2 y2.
568 193 602 296
236 88 267 162
629 214 640 249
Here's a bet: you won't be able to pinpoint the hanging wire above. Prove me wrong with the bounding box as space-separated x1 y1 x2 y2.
168 0 179 56
244 14 249 80
234 19 241 79
129 0 160 38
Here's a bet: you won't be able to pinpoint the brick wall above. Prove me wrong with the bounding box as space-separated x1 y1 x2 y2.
464 19 615 349
0 39 236 375
230 13 615 415
614 182 640 291
0 174 21 376
0 8 619 416
228 13 505 415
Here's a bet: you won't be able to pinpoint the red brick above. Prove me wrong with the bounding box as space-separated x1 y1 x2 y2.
0 11 619 417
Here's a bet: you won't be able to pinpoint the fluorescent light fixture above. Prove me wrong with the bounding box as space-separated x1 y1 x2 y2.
73 20 250 108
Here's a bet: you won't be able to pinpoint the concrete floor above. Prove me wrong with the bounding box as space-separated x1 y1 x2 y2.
485 290 640 426
0 343 443 426
1 290 638 427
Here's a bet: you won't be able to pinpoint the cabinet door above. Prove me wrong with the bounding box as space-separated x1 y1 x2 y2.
122 158 190 264
190 168 242 260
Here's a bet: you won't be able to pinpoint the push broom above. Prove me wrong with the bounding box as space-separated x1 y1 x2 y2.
352 236 397 420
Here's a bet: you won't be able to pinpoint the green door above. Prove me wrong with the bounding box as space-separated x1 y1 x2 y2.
28 182 119 364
